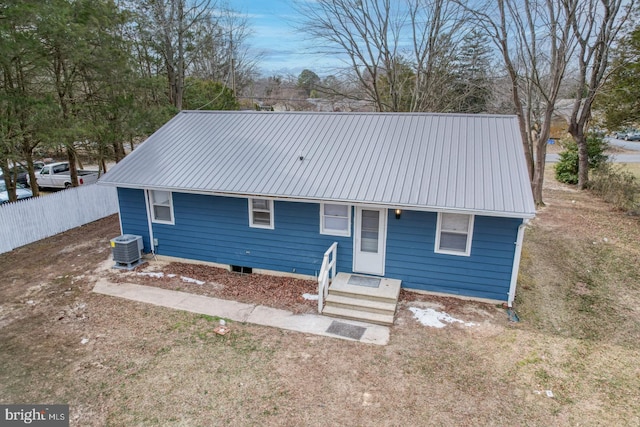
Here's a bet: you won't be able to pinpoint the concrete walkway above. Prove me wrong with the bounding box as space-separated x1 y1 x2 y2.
93 279 390 345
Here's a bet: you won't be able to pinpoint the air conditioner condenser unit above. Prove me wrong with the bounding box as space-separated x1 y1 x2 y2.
110 234 144 270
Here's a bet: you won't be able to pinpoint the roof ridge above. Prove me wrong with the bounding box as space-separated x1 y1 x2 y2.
179 110 518 119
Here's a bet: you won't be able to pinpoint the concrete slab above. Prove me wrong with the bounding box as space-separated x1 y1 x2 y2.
175 293 255 322
330 273 401 302
92 280 390 345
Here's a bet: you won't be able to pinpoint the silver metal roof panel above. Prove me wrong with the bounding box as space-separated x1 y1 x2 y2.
99 111 536 218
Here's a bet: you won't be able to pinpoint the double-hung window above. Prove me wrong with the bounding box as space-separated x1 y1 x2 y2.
320 203 351 236
150 190 174 224
435 212 474 256
249 198 274 229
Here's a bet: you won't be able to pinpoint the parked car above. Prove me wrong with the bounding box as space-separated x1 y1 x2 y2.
0 161 45 187
624 132 640 141
0 181 33 205
614 130 628 139
28 162 99 190
614 129 638 140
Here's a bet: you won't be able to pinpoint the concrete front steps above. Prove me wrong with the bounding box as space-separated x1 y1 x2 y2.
322 273 401 326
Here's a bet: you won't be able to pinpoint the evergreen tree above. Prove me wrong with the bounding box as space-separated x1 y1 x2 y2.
453 29 493 114
297 70 321 97
597 23 640 131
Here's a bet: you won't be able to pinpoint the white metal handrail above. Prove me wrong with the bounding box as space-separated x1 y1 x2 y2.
317 242 338 313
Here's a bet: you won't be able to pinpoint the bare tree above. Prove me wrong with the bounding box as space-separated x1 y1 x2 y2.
135 0 213 110
296 0 468 112
407 0 468 112
563 0 633 189
190 6 260 94
464 0 577 205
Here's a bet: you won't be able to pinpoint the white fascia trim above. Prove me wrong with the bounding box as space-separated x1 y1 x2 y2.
507 218 530 307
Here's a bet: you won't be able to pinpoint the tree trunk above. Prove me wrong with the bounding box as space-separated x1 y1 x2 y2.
0 160 17 202
574 130 589 189
22 147 40 197
176 0 185 110
66 147 79 187
531 137 547 206
113 140 125 162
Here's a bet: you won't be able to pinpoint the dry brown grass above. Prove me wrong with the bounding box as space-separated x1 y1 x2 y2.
621 163 640 179
1 171 640 426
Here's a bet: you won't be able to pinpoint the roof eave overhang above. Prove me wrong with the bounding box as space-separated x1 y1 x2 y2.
99 181 536 220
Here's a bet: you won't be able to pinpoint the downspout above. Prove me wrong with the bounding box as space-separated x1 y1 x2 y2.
143 189 156 255
507 218 530 307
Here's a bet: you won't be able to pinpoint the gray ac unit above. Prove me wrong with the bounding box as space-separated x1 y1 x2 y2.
111 234 143 265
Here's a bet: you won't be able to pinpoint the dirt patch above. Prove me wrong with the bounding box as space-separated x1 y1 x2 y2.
2 176 640 426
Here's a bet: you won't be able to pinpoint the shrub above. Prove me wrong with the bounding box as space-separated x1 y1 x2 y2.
555 134 608 185
590 164 640 213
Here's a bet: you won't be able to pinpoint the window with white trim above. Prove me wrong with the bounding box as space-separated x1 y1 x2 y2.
150 190 174 224
320 203 351 236
435 212 474 256
249 198 274 229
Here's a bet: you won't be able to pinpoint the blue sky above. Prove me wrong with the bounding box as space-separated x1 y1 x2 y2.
231 0 342 77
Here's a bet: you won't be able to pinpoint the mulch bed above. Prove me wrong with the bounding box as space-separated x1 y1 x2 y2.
114 261 486 318
118 262 319 314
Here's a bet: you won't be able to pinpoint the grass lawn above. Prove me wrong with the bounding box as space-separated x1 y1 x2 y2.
1 173 639 426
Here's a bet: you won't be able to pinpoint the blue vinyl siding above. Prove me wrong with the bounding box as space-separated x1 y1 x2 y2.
385 210 521 301
117 188 521 301
150 192 352 277
117 188 151 252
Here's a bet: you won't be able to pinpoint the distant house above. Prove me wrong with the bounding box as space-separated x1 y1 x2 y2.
100 111 535 307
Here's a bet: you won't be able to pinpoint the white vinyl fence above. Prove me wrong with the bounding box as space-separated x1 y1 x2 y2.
0 184 118 254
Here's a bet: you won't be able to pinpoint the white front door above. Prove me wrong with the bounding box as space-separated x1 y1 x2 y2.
353 207 387 276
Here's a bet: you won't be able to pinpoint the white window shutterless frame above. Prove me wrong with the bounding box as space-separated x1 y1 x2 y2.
249 198 274 229
435 212 474 256
149 190 174 224
320 203 351 236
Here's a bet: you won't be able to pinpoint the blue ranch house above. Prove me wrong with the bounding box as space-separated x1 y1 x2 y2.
99 111 535 308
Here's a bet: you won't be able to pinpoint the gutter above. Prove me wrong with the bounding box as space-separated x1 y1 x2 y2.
507 218 530 307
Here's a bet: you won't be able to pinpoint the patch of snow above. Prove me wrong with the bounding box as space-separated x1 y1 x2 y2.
26 300 35 305
137 272 164 278
181 276 205 285
534 390 555 398
409 307 476 328
80 338 89 345
302 293 319 301
167 274 176 278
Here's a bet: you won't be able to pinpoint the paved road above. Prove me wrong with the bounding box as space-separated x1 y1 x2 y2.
608 137 640 151
546 137 640 163
546 153 640 163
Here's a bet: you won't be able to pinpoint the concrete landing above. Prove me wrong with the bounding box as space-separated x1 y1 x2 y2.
323 273 401 325
93 279 389 345
329 273 401 303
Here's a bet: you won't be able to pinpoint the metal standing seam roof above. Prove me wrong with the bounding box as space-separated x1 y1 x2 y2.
99 111 536 218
